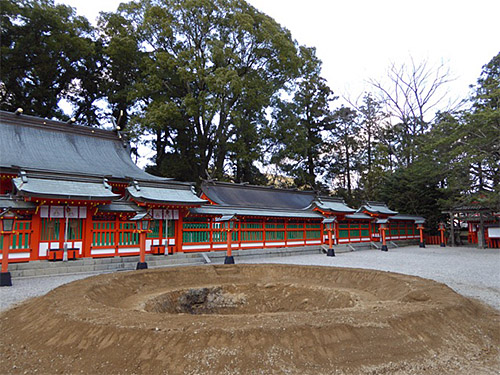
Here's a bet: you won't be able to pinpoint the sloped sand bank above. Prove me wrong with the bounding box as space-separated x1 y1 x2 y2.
1 264 499 374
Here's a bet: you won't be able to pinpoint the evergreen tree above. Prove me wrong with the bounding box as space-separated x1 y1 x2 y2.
110 0 301 183
327 106 359 199
424 53 500 209
0 0 100 124
355 93 386 200
266 47 336 190
97 9 145 130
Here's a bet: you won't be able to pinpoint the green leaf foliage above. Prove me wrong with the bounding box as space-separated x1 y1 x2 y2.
112 0 301 183
0 0 100 123
266 46 336 190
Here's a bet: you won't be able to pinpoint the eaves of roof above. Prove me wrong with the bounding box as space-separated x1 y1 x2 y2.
0 110 164 182
13 177 119 200
127 184 206 205
190 205 323 219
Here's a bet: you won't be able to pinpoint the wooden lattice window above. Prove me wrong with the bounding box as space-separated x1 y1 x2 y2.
306 230 321 239
92 221 115 247
67 219 83 240
119 222 139 246
10 221 31 249
183 219 210 244
41 218 60 241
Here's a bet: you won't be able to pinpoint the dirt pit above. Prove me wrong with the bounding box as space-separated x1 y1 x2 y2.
145 283 354 314
1 264 499 374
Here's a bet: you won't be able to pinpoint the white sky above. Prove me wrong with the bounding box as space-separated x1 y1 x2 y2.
57 0 498 168
58 0 500 105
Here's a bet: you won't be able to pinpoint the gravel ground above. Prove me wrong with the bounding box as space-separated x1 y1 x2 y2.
0 272 105 312
1 245 499 311
241 245 500 310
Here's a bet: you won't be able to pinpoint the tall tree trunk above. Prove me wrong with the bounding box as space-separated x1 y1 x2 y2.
214 141 227 178
307 151 315 187
155 129 165 166
477 162 484 191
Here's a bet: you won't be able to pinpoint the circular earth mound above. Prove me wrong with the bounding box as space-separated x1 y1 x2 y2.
1 264 499 374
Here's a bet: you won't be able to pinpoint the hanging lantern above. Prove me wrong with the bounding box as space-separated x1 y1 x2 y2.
0 210 16 232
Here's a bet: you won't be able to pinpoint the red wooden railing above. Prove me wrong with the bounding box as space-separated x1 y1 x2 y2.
424 235 448 245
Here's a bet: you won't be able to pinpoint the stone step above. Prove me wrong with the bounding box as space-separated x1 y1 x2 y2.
8 242 419 278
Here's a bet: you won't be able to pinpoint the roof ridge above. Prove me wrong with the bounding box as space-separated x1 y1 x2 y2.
366 201 388 206
208 204 314 212
0 110 119 140
202 180 316 194
318 195 347 203
133 180 195 190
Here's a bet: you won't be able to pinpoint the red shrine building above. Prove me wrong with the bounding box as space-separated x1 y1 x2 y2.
1 111 427 264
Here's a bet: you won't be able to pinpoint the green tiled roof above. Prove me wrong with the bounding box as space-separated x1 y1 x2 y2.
0 195 36 210
345 213 373 220
127 184 206 205
13 177 119 200
0 110 165 181
358 201 398 215
310 197 355 213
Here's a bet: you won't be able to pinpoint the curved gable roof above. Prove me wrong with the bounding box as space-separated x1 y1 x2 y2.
310 196 355 214
127 181 206 205
358 201 398 215
0 111 163 182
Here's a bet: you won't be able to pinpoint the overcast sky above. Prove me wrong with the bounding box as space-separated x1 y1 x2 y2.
58 0 499 107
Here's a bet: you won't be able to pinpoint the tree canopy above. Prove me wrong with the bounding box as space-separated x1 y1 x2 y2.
1 0 98 122
109 0 302 183
1 0 498 221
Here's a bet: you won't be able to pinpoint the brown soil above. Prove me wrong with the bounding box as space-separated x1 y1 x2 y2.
1 264 499 374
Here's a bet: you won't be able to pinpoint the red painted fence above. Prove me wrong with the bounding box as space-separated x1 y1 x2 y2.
424 235 448 245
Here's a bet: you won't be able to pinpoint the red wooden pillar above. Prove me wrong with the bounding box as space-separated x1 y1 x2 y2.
139 230 146 264
236 221 241 250
114 215 120 256
328 230 332 249
226 227 232 258
320 221 324 245
262 219 266 249
0 211 16 286
224 221 235 264
1 233 11 271
209 217 213 251
159 217 164 244
82 211 93 258
57 218 64 249
1 233 13 286
134 212 152 270
417 224 425 248
30 211 41 261
284 219 288 247
347 220 351 243
175 210 184 254
438 222 446 247
214 215 236 264
323 217 336 257
380 223 388 251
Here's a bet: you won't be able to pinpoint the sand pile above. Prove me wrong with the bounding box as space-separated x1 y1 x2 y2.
1 264 499 374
